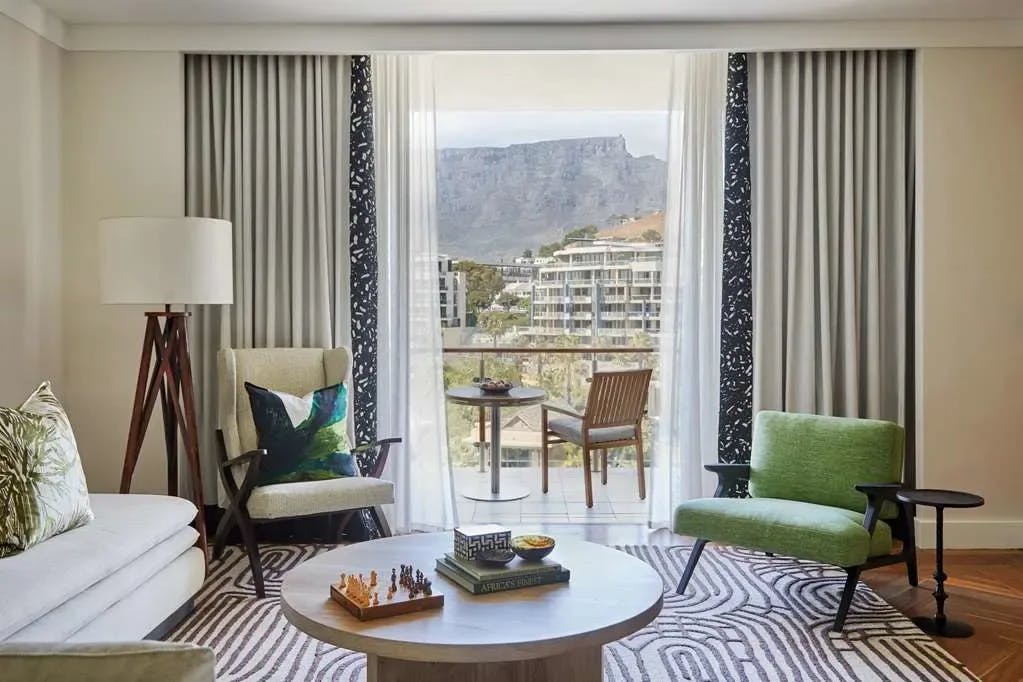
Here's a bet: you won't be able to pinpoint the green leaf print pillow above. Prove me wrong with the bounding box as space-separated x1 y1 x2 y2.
244 382 357 486
0 382 93 557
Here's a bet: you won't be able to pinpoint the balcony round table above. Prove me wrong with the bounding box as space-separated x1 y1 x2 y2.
446 385 547 501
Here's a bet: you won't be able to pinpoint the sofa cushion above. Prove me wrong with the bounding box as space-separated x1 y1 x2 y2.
0 641 214 682
246 476 394 519
69 548 204 642
0 493 196 641
674 497 892 567
6 527 197 642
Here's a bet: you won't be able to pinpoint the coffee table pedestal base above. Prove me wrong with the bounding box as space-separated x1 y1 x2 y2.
367 645 602 682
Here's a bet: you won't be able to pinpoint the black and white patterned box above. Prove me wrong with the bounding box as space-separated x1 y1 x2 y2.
453 524 511 561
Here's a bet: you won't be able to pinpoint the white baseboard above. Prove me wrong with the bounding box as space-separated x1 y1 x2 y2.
914 517 1023 549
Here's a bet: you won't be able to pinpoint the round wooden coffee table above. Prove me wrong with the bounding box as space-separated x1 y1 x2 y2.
280 533 663 682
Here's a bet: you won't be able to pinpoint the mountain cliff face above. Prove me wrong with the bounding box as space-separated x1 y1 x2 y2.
437 136 667 261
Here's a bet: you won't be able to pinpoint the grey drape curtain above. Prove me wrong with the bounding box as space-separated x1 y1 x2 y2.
185 54 352 498
748 50 913 423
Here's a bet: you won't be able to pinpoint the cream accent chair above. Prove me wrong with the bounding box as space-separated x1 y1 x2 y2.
213 347 399 597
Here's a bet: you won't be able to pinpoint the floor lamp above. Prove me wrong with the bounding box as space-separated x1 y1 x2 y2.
99 217 234 555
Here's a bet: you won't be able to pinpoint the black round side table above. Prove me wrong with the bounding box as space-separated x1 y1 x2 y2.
896 488 985 638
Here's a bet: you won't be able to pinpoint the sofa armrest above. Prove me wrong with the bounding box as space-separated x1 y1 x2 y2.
704 463 751 498
0 642 215 682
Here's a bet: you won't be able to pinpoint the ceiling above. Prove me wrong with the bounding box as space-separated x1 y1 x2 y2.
31 0 1023 25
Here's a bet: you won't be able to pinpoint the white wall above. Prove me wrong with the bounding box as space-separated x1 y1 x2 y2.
61 51 184 494
915 48 1023 548
0 14 62 405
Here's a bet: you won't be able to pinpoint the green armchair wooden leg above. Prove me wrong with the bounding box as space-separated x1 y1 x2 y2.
833 567 862 632
675 539 709 595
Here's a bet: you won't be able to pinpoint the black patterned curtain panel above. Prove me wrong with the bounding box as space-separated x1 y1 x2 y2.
718 53 754 465
349 55 379 451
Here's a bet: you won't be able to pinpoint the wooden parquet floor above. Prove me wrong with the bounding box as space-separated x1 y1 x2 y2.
864 549 1023 681
539 524 1023 681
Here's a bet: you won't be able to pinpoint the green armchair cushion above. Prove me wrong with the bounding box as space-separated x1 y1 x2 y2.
750 411 904 518
674 497 892 567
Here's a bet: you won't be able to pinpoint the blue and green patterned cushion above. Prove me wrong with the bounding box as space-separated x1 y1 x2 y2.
244 382 357 487
0 382 93 557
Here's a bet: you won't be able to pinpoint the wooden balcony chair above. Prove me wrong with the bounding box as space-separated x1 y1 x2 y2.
541 368 653 508
212 347 399 598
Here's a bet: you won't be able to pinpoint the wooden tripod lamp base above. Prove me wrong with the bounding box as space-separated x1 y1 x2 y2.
98 216 235 561
119 308 207 553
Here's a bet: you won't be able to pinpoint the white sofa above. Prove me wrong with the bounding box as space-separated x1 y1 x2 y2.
0 493 204 643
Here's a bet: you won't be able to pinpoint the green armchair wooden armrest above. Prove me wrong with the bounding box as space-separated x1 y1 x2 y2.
704 463 750 497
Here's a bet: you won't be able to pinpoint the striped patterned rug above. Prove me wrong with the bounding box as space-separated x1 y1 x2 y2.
168 543 975 681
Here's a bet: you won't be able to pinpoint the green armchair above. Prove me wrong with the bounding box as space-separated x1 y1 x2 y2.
674 411 917 632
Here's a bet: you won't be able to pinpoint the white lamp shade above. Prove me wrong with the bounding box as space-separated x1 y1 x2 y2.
98 217 234 305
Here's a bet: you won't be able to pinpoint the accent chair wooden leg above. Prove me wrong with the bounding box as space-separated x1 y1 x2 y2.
600 449 608 485
676 539 708 595
211 507 236 561
833 567 862 632
234 509 265 599
581 448 594 508
369 506 392 538
635 435 646 501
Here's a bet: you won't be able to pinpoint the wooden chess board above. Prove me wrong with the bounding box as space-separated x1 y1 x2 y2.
330 583 444 621
329 566 444 621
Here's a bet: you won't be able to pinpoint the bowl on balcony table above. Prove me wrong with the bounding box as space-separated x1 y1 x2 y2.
475 378 513 394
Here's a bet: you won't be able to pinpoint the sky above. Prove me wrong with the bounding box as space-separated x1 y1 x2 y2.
436 110 669 160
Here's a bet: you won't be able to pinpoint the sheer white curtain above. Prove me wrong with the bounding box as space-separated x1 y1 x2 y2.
649 52 728 529
374 55 458 533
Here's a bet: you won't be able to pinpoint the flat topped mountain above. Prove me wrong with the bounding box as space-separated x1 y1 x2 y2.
437 136 667 260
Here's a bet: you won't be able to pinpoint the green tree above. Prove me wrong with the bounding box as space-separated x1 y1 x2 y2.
521 248 533 258
454 260 505 314
564 225 598 242
641 228 661 243
495 292 522 310
537 241 561 258
478 310 527 344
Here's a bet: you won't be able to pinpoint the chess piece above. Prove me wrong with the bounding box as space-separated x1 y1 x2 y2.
370 570 378 587
423 579 433 596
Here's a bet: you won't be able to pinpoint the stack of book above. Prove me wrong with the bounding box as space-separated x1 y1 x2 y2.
435 553 570 595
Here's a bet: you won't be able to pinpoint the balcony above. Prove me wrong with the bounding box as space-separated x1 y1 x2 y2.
443 344 656 524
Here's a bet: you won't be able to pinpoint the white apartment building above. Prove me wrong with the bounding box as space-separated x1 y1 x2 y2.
438 255 468 328
526 241 662 345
